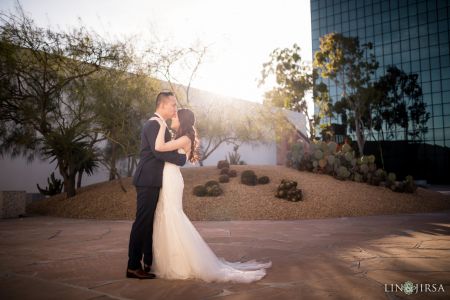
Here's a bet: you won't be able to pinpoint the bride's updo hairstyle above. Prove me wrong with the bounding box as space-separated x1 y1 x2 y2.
176 108 200 163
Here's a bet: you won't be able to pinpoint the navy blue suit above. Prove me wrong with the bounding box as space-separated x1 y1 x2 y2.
128 114 186 270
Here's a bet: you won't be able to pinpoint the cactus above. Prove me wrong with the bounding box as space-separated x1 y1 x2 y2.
368 173 382 186
342 143 352 153
205 180 220 189
374 169 385 179
241 170 257 186
403 175 417 193
359 156 370 165
193 185 207 197
320 141 329 153
328 141 338 154
276 179 302 202
207 185 223 196
344 152 353 162
37 172 63 196
220 167 229 175
354 173 363 182
219 175 230 183
327 155 335 165
387 172 396 185
312 160 319 168
290 143 305 165
319 159 327 168
390 181 405 193
359 164 369 174
228 169 237 177
217 160 230 169
314 149 324 160
337 166 351 180
227 145 241 165
257 176 270 184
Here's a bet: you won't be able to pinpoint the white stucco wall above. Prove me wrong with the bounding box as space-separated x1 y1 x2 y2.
199 142 276 166
0 156 110 193
0 140 277 193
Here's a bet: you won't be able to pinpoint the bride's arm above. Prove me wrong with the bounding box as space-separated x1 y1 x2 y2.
155 119 190 152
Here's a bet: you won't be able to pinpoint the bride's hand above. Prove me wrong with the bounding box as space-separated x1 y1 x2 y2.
155 118 166 128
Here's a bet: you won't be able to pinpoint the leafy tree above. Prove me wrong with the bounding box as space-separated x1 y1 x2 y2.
259 44 330 140
88 67 160 183
0 6 125 197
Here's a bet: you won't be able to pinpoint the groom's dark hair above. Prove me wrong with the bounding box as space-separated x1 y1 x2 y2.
156 91 174 108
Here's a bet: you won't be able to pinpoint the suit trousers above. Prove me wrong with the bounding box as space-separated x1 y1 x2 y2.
127 186 160 270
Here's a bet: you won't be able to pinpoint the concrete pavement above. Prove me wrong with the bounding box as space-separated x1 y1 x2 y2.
0 212 449 300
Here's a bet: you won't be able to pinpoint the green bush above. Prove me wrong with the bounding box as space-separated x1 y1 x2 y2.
220 167 229 175
192 185 207 197
219 175 230 183
205 180 220 188
217 160 230 169
241 170 257 186
257 176 270 184
206 185 223 196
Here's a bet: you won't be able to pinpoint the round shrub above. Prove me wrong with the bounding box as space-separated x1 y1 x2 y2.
217 160 230 169
205 180 220 188
257 176 270 184
403 175 417 193
241 170 257 186
276 179 302 202
207 185 223 196
228 169 237 177
193 185 207 197
220 167 229 175
219 175 230 183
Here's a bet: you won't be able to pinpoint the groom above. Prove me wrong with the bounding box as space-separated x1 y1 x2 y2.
127 91 187 279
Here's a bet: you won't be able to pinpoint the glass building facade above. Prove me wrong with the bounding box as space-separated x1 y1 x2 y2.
310 0 450 182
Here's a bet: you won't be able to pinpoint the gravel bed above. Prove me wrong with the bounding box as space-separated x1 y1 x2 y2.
28 165 450 221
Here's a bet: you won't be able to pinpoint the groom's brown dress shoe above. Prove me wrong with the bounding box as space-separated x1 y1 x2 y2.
126 268 156 279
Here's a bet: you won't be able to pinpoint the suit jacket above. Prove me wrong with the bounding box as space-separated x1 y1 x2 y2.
132 114 186 187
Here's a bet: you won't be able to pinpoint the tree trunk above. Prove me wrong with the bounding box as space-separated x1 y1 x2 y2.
127 156 137 177
109 142 117 181
110 167 127 193
355 117 365 156
60 167 77 198
66 173 77 198
77 171 83 189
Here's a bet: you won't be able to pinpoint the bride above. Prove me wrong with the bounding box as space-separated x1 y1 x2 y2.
150 108 271 283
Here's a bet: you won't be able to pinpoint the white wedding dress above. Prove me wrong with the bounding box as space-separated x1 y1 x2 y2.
152 149 271 283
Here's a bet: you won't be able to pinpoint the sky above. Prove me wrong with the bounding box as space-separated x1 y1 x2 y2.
0 0 312 103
